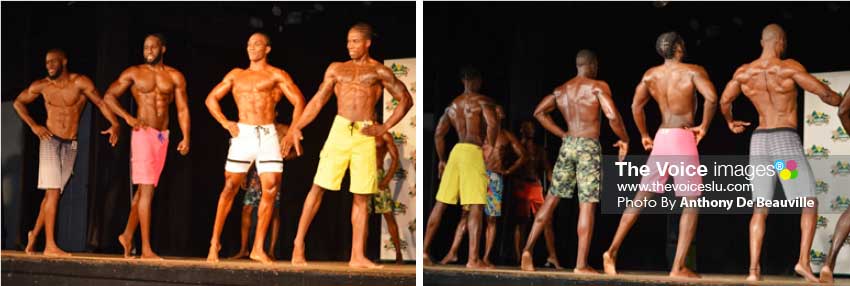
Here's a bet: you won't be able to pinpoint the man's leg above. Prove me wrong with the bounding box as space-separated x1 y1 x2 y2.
603 191 655 275
26 194 48 254
821 208 850 283
249 172 281 264
291 184 326 266
544 221 562 269
746 207 768 281
424 202 449 265
521 194 561 271
441 210 468 265
348 193 380 268
207 172 246 262
482 215 498 267
230 205 253 259
466 204 487 269
42 189 69 257
118 189 142 258
268 207 280 261
794 199 819 283
137 184 160 260
382 212 404 264
670 203 700 278
574 202 598 274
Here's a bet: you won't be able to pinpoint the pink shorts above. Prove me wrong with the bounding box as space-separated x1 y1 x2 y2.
131 128 169 186
640 128 702 197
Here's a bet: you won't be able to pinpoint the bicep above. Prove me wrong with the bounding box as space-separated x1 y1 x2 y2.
533 94 557 115
632 81 651 107
16 83 42 104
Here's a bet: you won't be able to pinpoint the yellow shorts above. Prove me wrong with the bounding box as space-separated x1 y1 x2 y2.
314 115 378 194
436 143 488 205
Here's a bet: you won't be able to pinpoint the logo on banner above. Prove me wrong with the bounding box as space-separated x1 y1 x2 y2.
386 98 399 111
817 216 830 228
393 201 408 215
810 249 827 265
833 127 850 142
384 238 408 251
391 63 409 77
774 160 798 180
806 111 830 126
806 145 830 159
815 180 830 195
832 161 850 176
831 196 850 211
820 78 832 86
392 131 408 144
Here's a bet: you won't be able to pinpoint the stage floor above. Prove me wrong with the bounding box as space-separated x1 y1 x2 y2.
2 251 414 286
425 264 850 286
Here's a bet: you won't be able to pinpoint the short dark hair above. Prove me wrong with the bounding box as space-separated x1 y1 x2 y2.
46 48 67 59
350 22 375 40
147 33 167 46
576 49 597 66
459 66 481 80
656 31 684 59
252 32 272 47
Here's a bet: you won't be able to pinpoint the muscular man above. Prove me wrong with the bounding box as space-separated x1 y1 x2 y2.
513 120 561 269
206 32 305 264
105 34 191 260
423 67 499 269
370 125 404 264
603 32 717 278
820 85 850 283
522 50 629 273
439 105 526 267
282 23 412 269
14 49 120 256
231 123 293 261
720 24 842 282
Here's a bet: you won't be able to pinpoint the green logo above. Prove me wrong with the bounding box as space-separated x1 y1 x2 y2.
806 145 830 159
815 180 829 195
810 249 827 265
820 78 832 86
392 131 408 144
832 161 850 176
386 98 399 111
817 216 829 228
806 111 830 125
384 239 408 251
832 127 850 142
391 63 409 77
831 196 850 211
393 201 408 215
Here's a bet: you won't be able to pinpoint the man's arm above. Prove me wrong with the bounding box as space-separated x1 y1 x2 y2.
481 99 500 147
103 67 141 128
691 66 718 143
503 132 527 175
434 109 452 178
839 85 850 134
382 133 400 189
13 81 52 140
597 82 629 161
631 77 652 141
173 70 191 155
77 75 120 146
533 93 567 138
719 68 751 134
789 60 842 106
362 65 413 136
275 69 306 128
205 69 239 137
282 63 337 157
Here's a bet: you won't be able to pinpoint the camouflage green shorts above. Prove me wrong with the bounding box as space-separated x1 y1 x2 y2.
370 170 395 214
549 136 601 203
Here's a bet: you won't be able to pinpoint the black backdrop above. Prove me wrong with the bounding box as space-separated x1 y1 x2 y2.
424 2 850 275
2 1 414 261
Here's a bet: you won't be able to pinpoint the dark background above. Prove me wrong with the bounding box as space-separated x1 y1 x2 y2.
424 2 850 275
1 1 414 262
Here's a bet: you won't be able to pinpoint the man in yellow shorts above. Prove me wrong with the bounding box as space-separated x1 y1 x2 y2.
423 67 500 269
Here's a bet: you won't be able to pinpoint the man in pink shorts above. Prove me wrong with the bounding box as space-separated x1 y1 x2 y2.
104 34 191 260
603 32 718 279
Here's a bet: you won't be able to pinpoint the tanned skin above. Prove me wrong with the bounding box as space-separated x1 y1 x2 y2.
719 24 841 283
820 85 850 283
375 130 404 264
15 49 120 257
205 33 306 264
105 35 191 260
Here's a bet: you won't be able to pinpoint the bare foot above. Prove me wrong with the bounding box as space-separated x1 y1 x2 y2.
229 250 248 260
249 250 273 264
291 242 307 266
207 244 221 262
670 267 701 279
574 266 600 275
140 250 163 260
439 253 458 265
395 254 404 265
268 252 277 262
794 263 818 283
466 260 488 270
25 231 36 255
423 253 433 266
520 251 535 272
746 267 761 282
118 234 134 258
482 258 495 269
349 257 383 269
602 251 617 275
43 246 72 257
545 257 564 270
820 265 834 283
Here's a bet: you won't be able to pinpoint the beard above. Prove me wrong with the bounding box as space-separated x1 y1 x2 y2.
48 64 64 80
146 53 163 65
